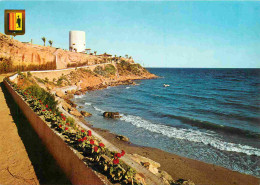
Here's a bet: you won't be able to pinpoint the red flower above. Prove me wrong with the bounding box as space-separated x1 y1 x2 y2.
90 139 94 145
59 125 62 128
94 146 98 152
115 153 121 158
32 96 33 98
62 117 66 121
78 138 83 142
60 113 64 117
49 109 52 112
113 158 119 165
66 123 70 126
81 130 85 133
46 104 48 108
83 136 87 140
65 127 68 131
121 150 125 156
99 143 105 147
87 130 92 136
42 109 46 112
39 100 42 103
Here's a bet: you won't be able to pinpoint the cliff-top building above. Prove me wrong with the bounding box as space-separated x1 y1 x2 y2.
69 30 85 53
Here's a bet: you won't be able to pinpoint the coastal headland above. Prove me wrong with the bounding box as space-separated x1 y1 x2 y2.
0 33 259 185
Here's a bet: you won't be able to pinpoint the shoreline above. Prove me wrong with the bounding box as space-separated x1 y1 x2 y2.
13 66 259 185
79 118 259 185
49 69 259 185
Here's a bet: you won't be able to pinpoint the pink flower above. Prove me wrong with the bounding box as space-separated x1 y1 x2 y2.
94 146 98 152
87 130 92 136
113 158 119 165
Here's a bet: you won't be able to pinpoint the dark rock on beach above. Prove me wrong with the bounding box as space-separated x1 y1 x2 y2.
81 110 92 117
103 112 121 119
116 134 129 142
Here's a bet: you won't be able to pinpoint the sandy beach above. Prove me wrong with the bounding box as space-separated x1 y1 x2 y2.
80 118 260 185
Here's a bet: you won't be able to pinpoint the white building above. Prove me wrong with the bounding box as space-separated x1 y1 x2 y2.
69 31 86 53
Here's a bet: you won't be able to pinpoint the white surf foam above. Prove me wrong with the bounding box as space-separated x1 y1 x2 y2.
84 102 92 106
126 87 131 89
74 95 85 99
120 114 260 156
93 106 105 113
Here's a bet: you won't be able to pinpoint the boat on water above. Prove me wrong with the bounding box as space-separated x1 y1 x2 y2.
163 84 170 87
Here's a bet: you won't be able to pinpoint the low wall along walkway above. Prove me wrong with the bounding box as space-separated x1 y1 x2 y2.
4 80 104 185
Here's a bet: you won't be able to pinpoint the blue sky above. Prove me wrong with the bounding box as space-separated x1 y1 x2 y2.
0 1 259 68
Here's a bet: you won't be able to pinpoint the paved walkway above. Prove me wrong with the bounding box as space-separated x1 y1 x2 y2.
0 74 39 185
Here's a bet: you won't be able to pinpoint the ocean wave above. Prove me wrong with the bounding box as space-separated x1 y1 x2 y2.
120 114 260 156
126 87 131 89
157 113 260 139
84 102 92 106
93 106 105 113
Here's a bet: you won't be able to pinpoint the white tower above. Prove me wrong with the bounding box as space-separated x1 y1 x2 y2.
69 31 86 53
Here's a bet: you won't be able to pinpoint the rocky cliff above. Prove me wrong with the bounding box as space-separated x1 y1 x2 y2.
0 32 134 73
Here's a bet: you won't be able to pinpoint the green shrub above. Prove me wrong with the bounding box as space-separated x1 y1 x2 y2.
26 84 58 112
56 75 69 86
27 71 32 77
128 64 142 75
66 116 75 126
104 64 116 76
35 77 45 84
94 66 106 76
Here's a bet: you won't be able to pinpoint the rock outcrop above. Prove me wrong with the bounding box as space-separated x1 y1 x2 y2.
116 134 129 142
69 109 82 117
56 90 65 98
103 112 121 119
80 111 92 117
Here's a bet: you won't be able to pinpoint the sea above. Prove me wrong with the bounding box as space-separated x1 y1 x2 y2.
73 68 260 177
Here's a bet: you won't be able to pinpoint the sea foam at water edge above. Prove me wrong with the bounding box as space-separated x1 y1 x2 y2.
74 94 85 99
120 114 260 157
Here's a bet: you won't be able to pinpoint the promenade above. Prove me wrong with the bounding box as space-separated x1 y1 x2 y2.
0 74 70 185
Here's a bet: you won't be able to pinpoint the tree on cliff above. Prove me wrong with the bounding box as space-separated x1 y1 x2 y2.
42 37 46 46
94 51 97 55
48 40 53 47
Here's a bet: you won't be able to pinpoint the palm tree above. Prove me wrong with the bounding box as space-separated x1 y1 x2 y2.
41 37 46 46
94 51 97 55
48 40 53 47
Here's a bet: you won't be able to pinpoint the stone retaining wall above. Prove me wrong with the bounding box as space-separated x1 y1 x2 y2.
3 80 104 185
